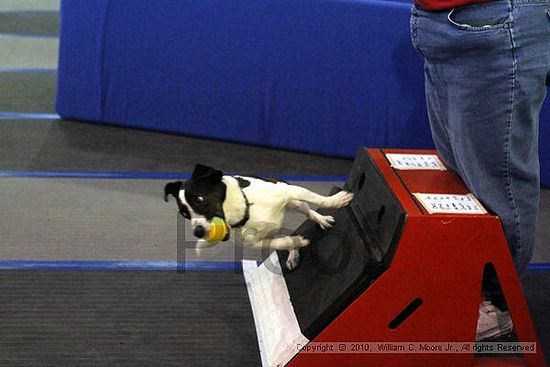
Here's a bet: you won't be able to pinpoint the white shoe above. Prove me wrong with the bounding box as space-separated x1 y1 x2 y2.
476 301 513 341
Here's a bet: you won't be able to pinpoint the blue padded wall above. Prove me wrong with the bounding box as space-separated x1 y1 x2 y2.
56 0 549 186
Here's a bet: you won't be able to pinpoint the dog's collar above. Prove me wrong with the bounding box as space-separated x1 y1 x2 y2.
230 188 251 228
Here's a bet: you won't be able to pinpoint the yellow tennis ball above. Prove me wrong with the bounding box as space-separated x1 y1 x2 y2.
206 216 229 244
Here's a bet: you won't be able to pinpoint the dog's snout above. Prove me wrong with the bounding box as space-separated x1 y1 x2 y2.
194 225 206 238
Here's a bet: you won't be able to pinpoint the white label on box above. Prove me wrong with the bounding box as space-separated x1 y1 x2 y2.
413 193 487 215
386 153 447 171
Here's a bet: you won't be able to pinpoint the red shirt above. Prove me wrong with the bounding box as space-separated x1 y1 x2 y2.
415 0 491 11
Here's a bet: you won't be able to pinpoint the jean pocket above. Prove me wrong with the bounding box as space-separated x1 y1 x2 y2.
447 0 512 31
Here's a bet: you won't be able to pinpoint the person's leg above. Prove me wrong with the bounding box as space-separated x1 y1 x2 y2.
504 0 550 274
411 0 549 279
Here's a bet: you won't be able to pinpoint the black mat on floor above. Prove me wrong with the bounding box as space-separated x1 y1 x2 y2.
0 119 352 174
0 271 260 367
0 270 547 366
0 11 59 37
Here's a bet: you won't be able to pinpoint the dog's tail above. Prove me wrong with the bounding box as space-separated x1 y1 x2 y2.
164 181 183 202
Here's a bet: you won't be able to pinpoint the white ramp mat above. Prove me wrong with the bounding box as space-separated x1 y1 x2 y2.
243 253 309 367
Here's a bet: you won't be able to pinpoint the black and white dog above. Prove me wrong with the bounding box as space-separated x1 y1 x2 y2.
164 164 353 270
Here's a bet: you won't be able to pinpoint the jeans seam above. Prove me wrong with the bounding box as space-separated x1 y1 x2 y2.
504 22 522 259
410 11 425 58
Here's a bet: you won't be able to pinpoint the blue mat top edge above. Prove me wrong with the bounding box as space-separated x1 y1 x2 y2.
0 111 60 119
0 260 251 272
0 260 547 272
0 170 347 181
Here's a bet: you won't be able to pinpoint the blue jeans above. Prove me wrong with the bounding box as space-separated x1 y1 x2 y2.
410 0 550 292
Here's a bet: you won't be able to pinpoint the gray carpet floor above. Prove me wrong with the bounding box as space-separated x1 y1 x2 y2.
0 118 352 174
0 11 59 37
0 72 56 112
0 177 338 262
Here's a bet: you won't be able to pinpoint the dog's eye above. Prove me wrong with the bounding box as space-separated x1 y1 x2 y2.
194 196 205 204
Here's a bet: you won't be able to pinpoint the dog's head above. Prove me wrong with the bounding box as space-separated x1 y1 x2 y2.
164 164 229 241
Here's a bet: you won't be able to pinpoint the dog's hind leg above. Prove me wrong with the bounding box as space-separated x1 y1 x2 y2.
287 200 335 230
242 232 308 271
270 235 310 250
246 235 310 251
285 186 353 208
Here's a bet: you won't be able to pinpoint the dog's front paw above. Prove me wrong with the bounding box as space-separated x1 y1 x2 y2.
328 191 354 208
311 212 335 230
286 250 300 271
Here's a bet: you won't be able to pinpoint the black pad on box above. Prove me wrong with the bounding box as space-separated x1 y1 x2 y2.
277 148 406 340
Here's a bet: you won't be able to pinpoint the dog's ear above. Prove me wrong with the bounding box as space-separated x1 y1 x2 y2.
191 164 223 183
164 181 183 202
